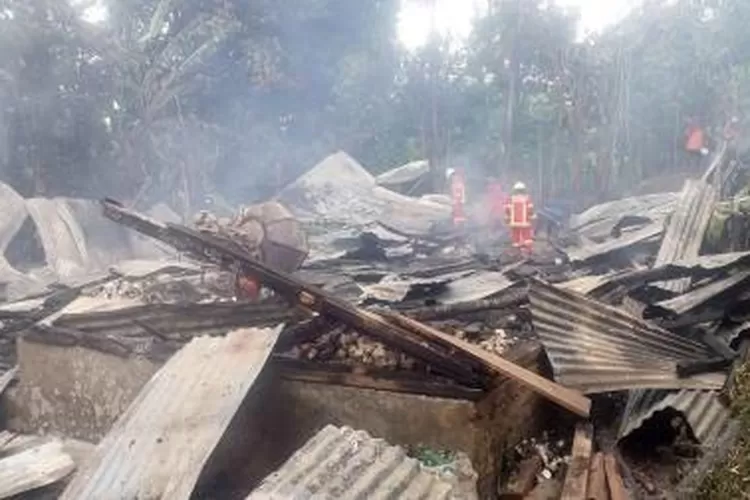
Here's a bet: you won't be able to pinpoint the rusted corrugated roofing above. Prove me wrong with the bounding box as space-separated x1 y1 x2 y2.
654 180 718 293
528 280 725 393
247 425 464 500
618 389 732 446
61 325 283 500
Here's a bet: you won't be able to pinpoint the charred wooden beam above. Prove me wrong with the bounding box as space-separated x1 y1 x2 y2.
273 358 484 401
561 422 593 500
379 311 591 417
100 199 484 388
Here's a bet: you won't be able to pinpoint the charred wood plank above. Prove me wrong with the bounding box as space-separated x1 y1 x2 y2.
379 311 591 417
603 453 629 500
586 452 608 500
561 422 593 500
100 200 484 388
677 357 734 378
274 359 483 400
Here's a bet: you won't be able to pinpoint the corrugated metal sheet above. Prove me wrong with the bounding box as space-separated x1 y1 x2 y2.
647 271 750 318
528 280 725 393
61 325 283 500
654 180 718 293
569 192 678 242
437 270 515 304
618 389 732 446
0 439 75 497
247 425 465 500
566 224 663 263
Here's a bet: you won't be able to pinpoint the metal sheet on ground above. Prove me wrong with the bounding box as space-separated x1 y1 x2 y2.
61 325 283 500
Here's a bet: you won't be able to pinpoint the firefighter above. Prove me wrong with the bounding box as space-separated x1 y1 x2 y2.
505 182 535 254
447 168 467 228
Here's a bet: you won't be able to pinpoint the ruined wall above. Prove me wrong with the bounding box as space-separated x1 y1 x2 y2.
2 338 544 499
4 338 160 441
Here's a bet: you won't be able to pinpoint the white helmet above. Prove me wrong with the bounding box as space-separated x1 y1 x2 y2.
513 181 527 191
445 168 456 179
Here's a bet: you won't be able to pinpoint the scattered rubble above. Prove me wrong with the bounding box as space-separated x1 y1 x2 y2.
1 147 750 498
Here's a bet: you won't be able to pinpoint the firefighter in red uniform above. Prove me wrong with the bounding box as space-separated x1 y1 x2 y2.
505 182 535 254
447 168 467 228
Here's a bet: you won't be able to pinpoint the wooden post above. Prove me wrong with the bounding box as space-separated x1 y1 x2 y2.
560 422 594 500
586 452 608 500
603 453 629 500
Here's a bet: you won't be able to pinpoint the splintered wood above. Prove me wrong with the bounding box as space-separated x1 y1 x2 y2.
603 453 629 500
561 422 593 500
586 453 607 500
381 311 592 417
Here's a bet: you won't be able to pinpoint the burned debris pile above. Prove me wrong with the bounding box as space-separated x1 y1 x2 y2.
0 151 747 498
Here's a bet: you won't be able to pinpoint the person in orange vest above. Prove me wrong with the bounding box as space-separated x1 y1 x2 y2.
447 167 467 228
685 118 708 172
505 182 535 254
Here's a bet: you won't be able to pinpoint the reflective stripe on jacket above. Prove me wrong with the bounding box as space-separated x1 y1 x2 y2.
505 194 534 228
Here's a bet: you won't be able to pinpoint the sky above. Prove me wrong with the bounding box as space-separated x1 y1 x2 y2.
397 0 641 50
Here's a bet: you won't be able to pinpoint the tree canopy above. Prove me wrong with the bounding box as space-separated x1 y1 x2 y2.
1 0 750 214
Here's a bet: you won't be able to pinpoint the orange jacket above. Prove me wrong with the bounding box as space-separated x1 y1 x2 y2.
685 126 705 152
504 194 534 228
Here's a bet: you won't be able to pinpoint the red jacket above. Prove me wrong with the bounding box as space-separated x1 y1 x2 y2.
505 193 534 228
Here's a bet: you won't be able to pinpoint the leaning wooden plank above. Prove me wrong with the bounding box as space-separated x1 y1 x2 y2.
61 325 283 500
586 452 608 500
0 440 75 498
603 453 629 500
560 422 593 500
381 312 591 417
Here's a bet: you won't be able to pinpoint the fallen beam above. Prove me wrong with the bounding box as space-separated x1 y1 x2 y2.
100 199 483 388
380 311 591 417
586 452 608 500
560 422 594 499
603 453 629 500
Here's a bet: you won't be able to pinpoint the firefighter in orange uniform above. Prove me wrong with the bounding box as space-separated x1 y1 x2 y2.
447 168 467 227
505 182 535 253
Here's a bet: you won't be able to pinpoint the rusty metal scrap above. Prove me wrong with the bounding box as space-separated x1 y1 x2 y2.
618 389 732 446
528 280 725 393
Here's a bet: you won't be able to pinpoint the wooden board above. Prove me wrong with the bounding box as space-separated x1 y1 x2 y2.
381 311 591 417
586 452 608 500
603 453 629 500
560 422 594 500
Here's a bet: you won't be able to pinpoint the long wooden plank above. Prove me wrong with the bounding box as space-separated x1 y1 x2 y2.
603 453 629 500
101 200 483 388
586 452 608 500
381 311 591 417
560 422 594 499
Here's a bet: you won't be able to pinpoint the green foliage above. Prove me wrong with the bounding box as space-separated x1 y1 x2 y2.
2 0 750 213
698 362 750 499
